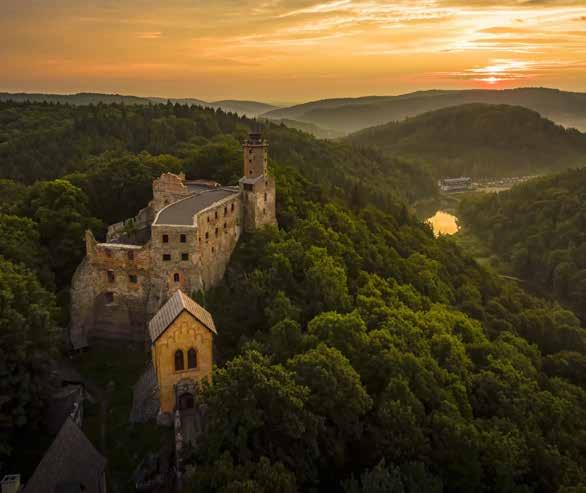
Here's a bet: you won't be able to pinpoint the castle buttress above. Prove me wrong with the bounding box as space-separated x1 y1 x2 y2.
69 132 276 349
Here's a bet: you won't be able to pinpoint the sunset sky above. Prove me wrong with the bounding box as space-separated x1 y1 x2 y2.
2 0 585 102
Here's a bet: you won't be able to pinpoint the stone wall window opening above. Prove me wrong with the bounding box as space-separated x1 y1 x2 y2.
181 253 189 261
215 227 218 237
212 246 215 253
224 206 227 216
105 248 112 258
129 274 138 284
264 192 268 202
127 250 134 261
174 350 184 371
180 234 187 243
187 348 197 369
207 216 210 223
105 292 114 304
244 183 253 191
223 222 227 230
205 232 209 241
107 270 115 283
231 203 235 212
163 253 171 261
214 211 218 219
173 273 180 283
163 234 169 243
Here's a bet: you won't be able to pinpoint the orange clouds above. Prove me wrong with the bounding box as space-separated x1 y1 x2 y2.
0 0 584 100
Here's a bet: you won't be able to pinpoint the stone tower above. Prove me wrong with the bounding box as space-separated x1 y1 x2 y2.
239 132 277 232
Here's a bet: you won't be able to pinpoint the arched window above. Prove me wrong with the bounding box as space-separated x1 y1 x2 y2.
173 273 180 283
187 348 197 369
174 350 184 371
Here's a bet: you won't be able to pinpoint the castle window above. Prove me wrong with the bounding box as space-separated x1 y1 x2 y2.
105 292 114 303
244 183 253 191
173 273 180 283
163 254 171 261
205 232 209 241
263 208 266 216
231 203 235 212
223 222 227 230
215 211 218 219
187 348 197 369
212 246 215 253
162 234 169 243
224 206 227 216
180 234 187 243
207 216 210 223
249 170 253 175
264 192 268 202
174 350 184 371
107 270 115 283
105 249 112 258
127 251 134 261
215 227 218 237
129 274 138 283
181 253 189 261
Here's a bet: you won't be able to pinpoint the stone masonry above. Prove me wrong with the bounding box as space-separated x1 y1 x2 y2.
69 133 277 349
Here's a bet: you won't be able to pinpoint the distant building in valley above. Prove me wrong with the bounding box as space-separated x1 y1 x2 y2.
438 177 473 192
70 132 276 349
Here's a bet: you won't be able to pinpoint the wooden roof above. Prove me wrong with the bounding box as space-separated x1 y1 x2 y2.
148 290 216 343
24 418 106 493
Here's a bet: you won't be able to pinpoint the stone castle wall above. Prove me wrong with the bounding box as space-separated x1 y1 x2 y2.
70 136 277 349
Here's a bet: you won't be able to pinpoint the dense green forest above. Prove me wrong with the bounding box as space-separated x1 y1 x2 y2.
264 87 586 134
348 104 586 178
459 168 586 323
1 100 586 492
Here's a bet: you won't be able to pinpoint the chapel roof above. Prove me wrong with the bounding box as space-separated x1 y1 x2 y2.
148 290 217 343
24 418 106 493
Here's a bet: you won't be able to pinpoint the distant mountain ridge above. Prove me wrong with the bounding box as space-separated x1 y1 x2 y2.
348 103 586 178
263 88 586 134
0 92 278 117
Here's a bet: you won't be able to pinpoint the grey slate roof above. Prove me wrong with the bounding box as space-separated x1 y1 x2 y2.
24 418 106 493
148 290 217 343
154 188 238 226
130 362 159 423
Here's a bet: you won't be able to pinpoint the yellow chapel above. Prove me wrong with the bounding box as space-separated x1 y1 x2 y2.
148 290 215 414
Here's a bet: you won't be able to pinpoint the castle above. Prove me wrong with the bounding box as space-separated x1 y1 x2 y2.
70 132 276 349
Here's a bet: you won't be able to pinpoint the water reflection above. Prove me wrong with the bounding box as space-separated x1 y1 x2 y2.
427 211 459 237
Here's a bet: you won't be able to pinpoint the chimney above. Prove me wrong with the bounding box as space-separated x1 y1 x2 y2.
1 475 21 493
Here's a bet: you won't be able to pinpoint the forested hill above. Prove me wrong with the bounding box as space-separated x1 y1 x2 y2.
262 87 586 134
347 104 586 178
2 100 586 491
0 92 276 117
459 168 586 321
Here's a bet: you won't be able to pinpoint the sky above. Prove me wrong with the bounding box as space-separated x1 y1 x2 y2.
1 0 585 103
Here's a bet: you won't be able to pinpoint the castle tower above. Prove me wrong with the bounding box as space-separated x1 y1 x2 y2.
239 132 277 232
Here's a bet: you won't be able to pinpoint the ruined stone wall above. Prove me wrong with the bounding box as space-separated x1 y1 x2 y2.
152 311 213 414
151 173 192 212
70 231 153 348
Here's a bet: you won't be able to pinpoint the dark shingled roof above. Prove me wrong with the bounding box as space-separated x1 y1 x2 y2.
24 418 106 493
154 188 238 226
148 290 217 343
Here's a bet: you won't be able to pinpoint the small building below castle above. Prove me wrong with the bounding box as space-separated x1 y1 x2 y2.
149 290 215 416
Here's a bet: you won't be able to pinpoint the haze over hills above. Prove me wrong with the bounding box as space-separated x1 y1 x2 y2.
348 103 586 178
0 92 278 117
262 88 586 135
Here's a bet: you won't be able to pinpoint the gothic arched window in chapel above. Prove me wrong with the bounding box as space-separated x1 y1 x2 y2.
174 349 184 371
188 348 197 369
